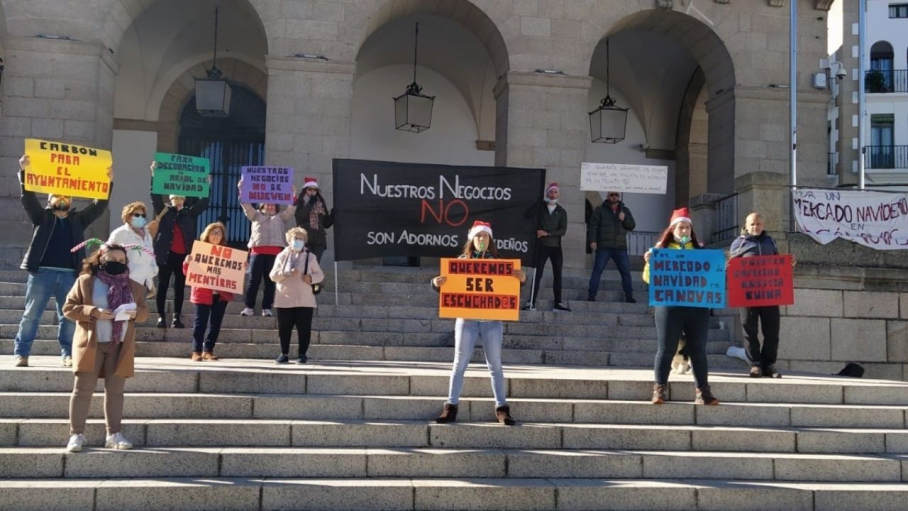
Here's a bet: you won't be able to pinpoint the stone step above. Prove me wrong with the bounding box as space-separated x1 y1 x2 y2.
2 392 904 429
5 477 908 511
0 447 905 482
4 419 908 453
2 360 905 406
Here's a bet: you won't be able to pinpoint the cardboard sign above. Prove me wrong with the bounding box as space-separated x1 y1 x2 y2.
648 249 726 309
438 258 522 321
185 241 247 295
152 152 210 198
727 255 794 308
241 166 295 205
580 162 668 194
23 138 112 200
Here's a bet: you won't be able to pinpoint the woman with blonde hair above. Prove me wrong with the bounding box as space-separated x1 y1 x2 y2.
108 201 157 295
182 222 234 361
269 227 323 364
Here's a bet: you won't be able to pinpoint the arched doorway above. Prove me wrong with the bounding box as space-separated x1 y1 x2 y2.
869 41 895 92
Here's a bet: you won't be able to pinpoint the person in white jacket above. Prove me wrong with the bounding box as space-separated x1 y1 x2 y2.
269 227 324 364
108 202 158 296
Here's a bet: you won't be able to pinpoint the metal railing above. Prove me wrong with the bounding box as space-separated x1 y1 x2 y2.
626 231 658 256
865 145 908 169
713 193 739 243
864 69 908 93
828 152 838 176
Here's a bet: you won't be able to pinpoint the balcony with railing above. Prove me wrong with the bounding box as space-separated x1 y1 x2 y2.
865 70 908 93
865 145 908 169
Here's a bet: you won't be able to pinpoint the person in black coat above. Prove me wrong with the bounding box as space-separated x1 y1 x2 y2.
524 182 570 312
294 177 333 263
149 162 209 329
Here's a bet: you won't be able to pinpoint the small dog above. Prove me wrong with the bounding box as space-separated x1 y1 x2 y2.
670 334 691 375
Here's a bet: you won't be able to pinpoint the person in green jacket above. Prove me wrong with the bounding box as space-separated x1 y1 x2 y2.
524 182 570 311
586 191 636 303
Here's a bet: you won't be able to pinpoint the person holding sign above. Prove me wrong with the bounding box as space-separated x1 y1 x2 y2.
587 191 637 303
150 162 210 329
62 243 147 453
182 223 234 362
728 212 796 379
643 208 719 406
431 220 527 426
13 155 112 368
108 202 157 295
524 182 570 312
269 227 324 364
237 177 298 318
294 177 333 263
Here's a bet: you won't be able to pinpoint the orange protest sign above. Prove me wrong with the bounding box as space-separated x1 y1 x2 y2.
23 139 112 200
438 258 522 321
186 241 247 295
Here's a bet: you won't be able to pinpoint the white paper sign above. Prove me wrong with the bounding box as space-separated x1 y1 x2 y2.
580 163 668 194
792 188 908 250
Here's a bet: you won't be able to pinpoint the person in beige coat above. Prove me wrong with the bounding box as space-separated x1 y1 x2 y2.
269 227 324 364
62 243 149 452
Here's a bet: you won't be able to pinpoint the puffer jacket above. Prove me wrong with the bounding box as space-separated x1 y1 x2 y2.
587 201 636 250
728 231 779 259
241 203 296 249
269 247 324 308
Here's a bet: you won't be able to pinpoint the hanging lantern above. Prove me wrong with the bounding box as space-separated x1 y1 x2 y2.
394 22 435 133
589 39 628 143
195 7 232 118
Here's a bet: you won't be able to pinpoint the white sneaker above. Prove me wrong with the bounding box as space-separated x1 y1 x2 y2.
66 434 85 453
62 356 72 367
239 307 255 317
105 432 133 450
262 309 273 317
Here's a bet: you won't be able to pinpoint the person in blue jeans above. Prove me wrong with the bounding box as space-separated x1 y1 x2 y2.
586 191 636 303
13 154 112 367
431 220 526 426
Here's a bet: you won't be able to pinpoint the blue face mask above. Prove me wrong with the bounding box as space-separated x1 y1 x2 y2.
131 216 147 229
292 240 305 251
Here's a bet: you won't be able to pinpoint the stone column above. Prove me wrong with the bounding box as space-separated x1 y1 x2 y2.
263 56 356 266
735 171 789 233
494 71 592 270
0 36 116 251
689 193 727 246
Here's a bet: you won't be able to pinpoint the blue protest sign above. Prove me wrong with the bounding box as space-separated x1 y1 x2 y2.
648 249 726 309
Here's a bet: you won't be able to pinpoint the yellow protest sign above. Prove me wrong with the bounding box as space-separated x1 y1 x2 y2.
438 258 522 321
186 241 247 295
23 139 113 200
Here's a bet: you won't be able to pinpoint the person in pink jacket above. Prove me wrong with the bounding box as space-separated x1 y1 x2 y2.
269 227 324 364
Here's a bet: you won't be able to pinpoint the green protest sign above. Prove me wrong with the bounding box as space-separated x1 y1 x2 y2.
152 152 210 198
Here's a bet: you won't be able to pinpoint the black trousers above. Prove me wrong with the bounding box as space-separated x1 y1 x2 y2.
157 252 187 317
277 307 314 356
740 306 781 368
654 306 710 388
530 245 563 305
245 253 277 309
306 244 326 263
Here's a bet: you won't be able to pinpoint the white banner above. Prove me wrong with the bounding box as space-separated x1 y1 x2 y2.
792 189 908 250
580 162 668 194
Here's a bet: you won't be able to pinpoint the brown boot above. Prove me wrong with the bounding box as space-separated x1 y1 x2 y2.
202 352 219 361
495 405 516 426
695 386 719 406
651 384 668 405
190 352 202 362
435 404 458 424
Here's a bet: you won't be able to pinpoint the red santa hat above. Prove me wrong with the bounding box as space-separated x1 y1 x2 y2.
545 182 559 196
302 177 319 190
669 207 692 227
467 220 493 240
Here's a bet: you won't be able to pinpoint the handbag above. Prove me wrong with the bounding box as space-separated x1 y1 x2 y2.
146 206 169 240
303 250 321 295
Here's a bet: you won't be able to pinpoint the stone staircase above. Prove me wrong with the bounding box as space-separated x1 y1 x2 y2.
2 265 908 510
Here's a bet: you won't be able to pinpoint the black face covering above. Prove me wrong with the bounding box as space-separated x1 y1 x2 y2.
52 201 69 211
100 261 127 276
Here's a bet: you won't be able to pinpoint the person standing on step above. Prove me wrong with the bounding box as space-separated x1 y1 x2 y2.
237 177 297 318
270 227 323 365
150 162 210 329
728 212 796 379
13 155 112 368
643 208 718 406
108 202 157 298
294 177 333 263
63 242 147 453
431 220 527 426
182 223 233 362
524 182 570 312
587 191 637 303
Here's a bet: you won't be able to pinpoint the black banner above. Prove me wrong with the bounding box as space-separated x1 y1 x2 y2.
332 159 546 265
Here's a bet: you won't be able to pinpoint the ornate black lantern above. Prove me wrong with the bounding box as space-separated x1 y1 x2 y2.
393 22 435 133
195 6 232 118
589 39 628 143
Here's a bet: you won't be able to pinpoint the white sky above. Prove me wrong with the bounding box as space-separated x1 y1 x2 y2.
828 0 843 55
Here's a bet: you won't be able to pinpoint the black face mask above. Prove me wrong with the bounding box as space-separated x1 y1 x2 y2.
100 261 127 276
52 201 69 211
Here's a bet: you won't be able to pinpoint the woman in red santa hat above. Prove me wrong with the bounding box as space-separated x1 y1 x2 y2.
642 208 719 406
294 177 333 263
430 220 527 425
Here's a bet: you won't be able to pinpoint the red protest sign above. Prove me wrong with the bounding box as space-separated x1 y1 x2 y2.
727 255 794 308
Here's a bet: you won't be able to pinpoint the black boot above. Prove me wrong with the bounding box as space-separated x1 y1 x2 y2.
436 404 458 424
495 405 516 426
171 314 185 329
